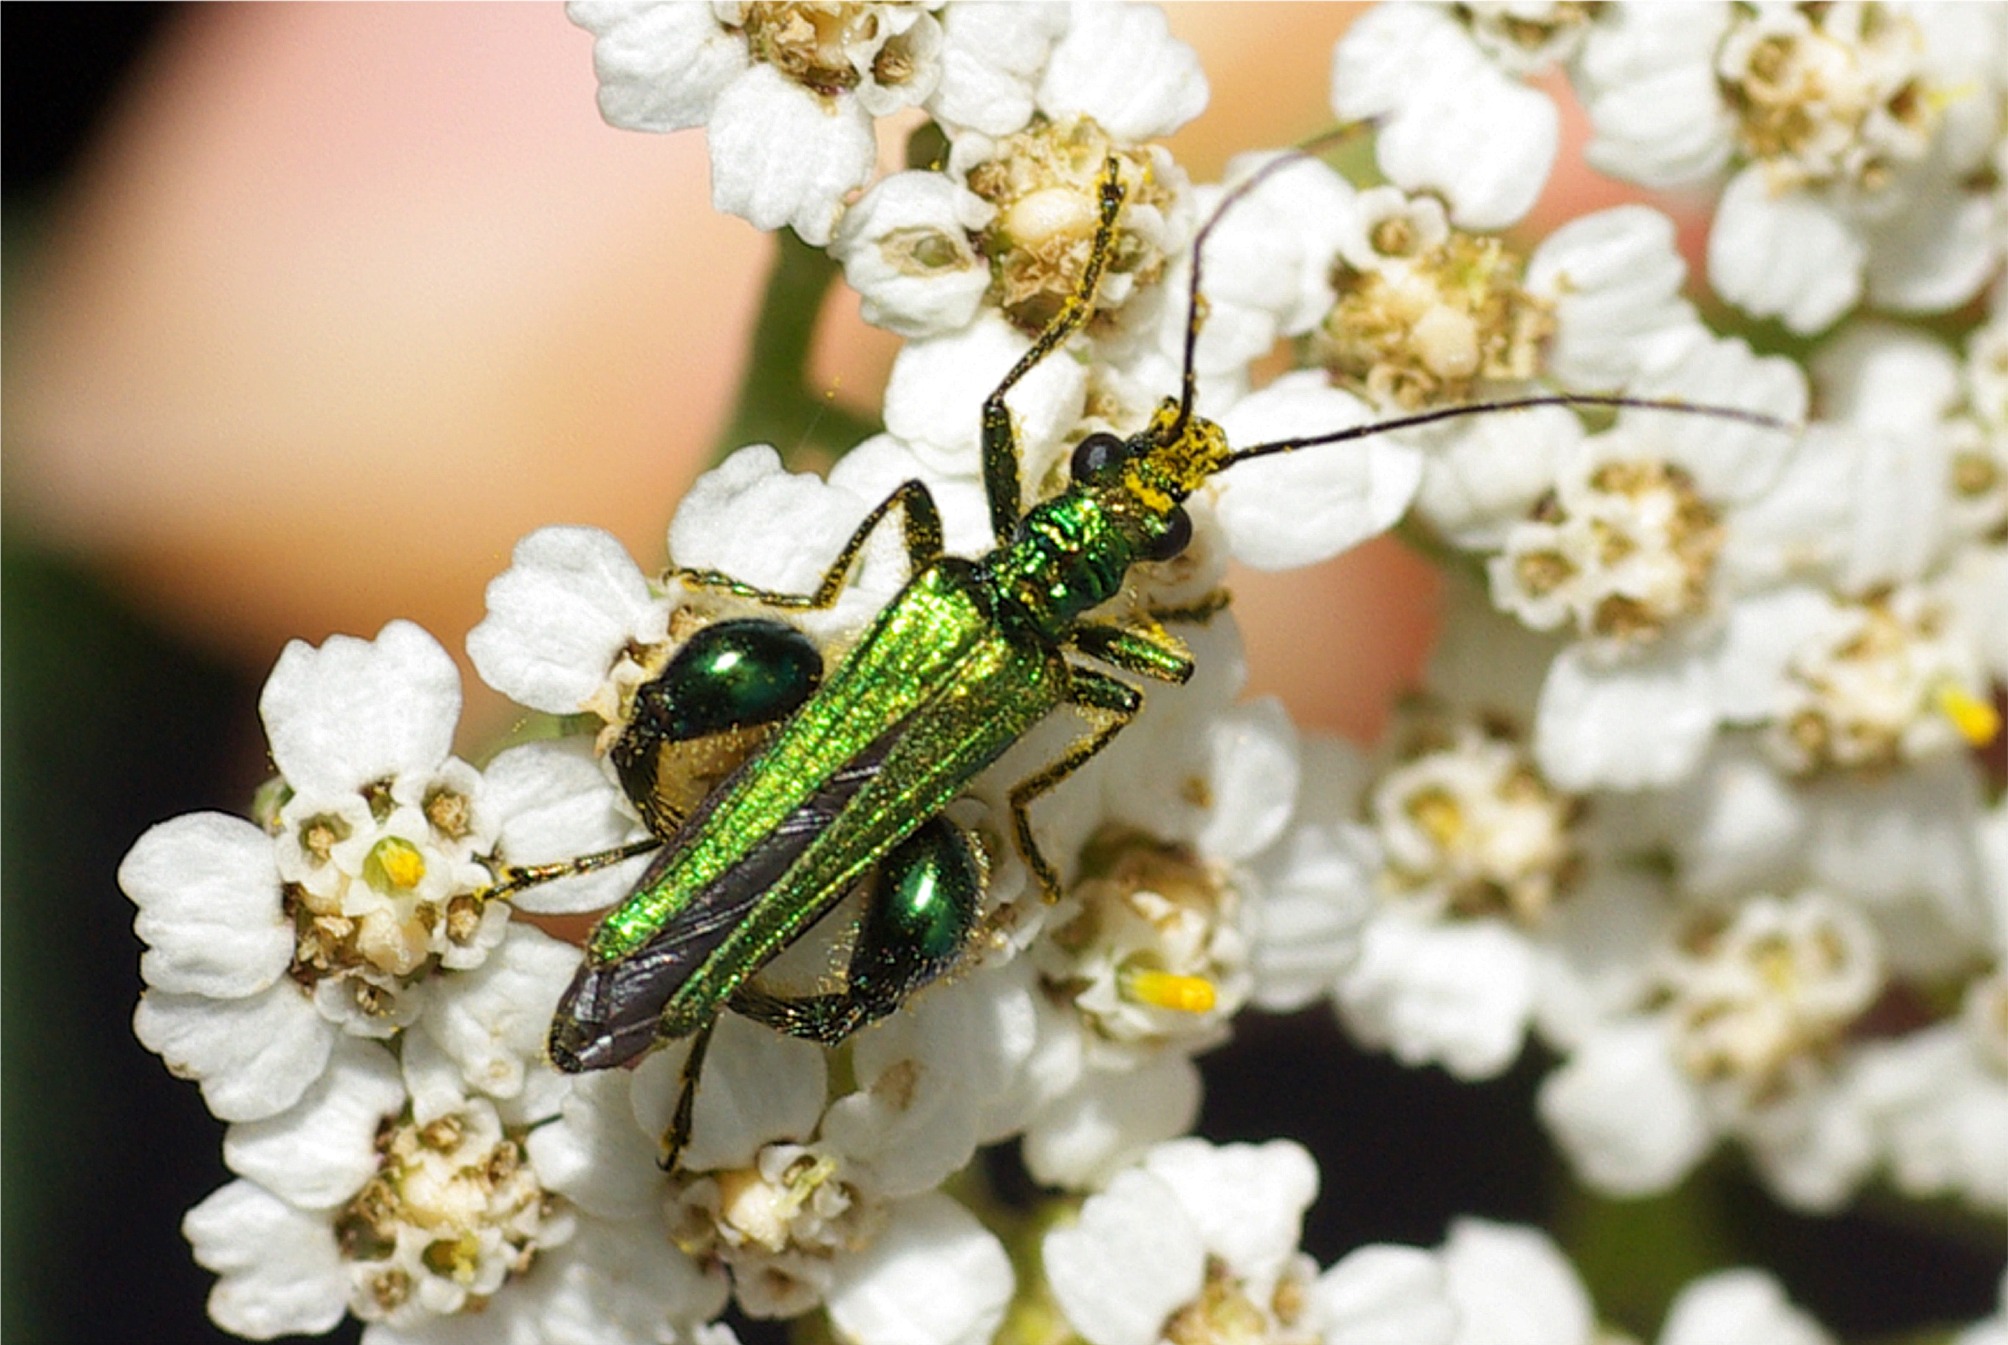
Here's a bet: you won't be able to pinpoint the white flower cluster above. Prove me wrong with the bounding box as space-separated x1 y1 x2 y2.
121 3 2004 1344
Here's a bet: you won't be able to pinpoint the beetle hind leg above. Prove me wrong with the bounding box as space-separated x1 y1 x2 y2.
732 815 985 1046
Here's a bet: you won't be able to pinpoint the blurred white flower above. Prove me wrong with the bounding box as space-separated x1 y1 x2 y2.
1577 1 2006 331
1538 889 1883 1209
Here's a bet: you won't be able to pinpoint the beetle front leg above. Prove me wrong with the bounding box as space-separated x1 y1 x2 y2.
675 478 945 611
980 159 1129 545
732 816 984 1045
1071 619 1196 686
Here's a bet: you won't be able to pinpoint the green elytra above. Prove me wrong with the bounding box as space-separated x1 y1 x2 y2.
519 149 1791 1166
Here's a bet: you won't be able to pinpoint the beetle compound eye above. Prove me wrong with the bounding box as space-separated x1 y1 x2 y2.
1141 505 1192 562
1070 431 1127 481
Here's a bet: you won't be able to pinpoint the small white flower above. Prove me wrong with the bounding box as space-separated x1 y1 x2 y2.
185 1037 705 1344
1001 640 1365 1186
1538 889 1883 1208
1329 3 1563 230
536 1010 1007 1337
1432 1221 1836 1345
1043 1138 1325 1345
467 524 672 720
568 1 946 244
927 2 1069 137
1438 1218 1595 1345
1578 1 2006 332
831 170 998 339
124 623 512 1122
1850 968 2008 1212
1475 330 1811 790
1659 1268 1834 1345
1035 1 1207 144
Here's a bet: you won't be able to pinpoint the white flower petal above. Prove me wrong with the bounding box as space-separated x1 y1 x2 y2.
183 1180 350 1340
135 984 333 1122
1024 1051 1201 1190
1526 206 1694 390
222 1039 405 1208
484 738 654 914
1708 585 1834 724
469 525 663 714
1652 744 1805 899
1741 1080 1876 1212
1804 761 1987 921
1707 166 1866 334
1315 1244 1456 1345
1537 1018 1712 1195
882 314 1087 474
568 1 748 132
1811 320 1962 431
1414 404 1577 548
528 1071 667 1223
1214 372 1421 570
421 925 581 1101
668 444 891 615
826 1193 1013 1345
261 620 460 797
1864 184 1998 315
1248 741 1377 1012
1331 6 1558 229
522 1216 728 1345
648 1013 826 1173
122 813 292 998
706 63 875 245
1044 1167 1205 1345
1194 697 1300 862
826 433 995 558
1726 424 1951 591
825 978 1013 1196
1533 870 1673 1051
1533 640 1718 791
1337 915 1534 1080
1038 2 1207 141
832 171 995 339
929 3 1067 136
1141 1138 1318 1287
1661 1269 1832 1345
1577 5 1735 187
1619 330 1807 505
1439 1219 1593 1345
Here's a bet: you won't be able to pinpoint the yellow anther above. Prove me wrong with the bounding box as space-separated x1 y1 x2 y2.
366 837 427 892
1935 683 2002 746
1122 968 1218 1014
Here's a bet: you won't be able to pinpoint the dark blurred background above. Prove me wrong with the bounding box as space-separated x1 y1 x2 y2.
3 8 1998 1345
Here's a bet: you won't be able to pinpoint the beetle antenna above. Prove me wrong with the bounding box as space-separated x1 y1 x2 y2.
1224 393 1799 467
1168 122 1371 441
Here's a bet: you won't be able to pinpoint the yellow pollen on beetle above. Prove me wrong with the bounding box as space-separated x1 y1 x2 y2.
1122 967 1218 1014
1124 464 1175 514
1935 683 2002 746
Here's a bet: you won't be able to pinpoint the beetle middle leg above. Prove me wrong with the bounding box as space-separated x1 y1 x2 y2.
730 815 985 1045
1007 616 1205 898
675 478 945 611
481 838 665 904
